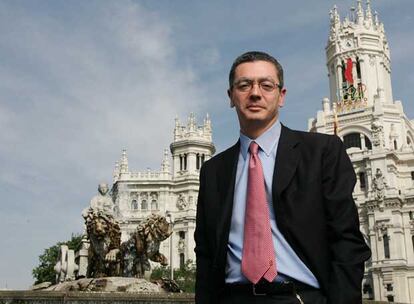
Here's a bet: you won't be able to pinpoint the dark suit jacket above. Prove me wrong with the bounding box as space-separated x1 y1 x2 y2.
194 125 371 304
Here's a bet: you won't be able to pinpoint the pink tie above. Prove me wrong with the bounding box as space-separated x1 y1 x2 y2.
241 141 277 284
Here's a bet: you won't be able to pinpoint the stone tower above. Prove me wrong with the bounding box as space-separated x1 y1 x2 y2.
171 112 215 178
309 1 414 302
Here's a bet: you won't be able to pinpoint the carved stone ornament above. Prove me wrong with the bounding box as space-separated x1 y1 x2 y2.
140 192 148 201
150 192 158 201
178 239 185 253
176 194 187 210
372 168 386 202
374 220 392 241
371 120 384 147
369 54 376 66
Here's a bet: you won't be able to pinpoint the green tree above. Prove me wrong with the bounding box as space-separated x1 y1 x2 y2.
151 260 196 292
32 233 83 285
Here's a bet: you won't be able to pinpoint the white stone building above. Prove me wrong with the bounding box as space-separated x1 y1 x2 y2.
309 1 414 302
111 113 215 270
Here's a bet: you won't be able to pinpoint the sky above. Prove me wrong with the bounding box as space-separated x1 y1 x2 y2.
0 0 413 289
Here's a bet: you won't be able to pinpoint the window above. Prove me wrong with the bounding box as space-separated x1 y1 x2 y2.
179 231 186 240
365 136 372 150
344 133 361 149
131 200 138 210
363 284 372 295
341 60 346 87
412 235 414 253
179 155 183 171
387 295 394 302
141 200 147 210
383 234 390 259
386 284 393 291
201 154 205 165
151 200 157 210
356 57 362 80
411 172 414 180
183 154 187 170
196 153 200 170
180 253 185 269
359 172 366 190
394 140 397 150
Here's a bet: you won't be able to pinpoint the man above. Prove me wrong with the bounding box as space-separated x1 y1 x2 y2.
194 51 371 304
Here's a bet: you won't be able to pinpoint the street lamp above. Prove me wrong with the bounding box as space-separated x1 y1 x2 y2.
166 211 174 280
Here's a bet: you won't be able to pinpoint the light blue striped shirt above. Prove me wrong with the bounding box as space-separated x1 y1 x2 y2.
225 120 319 287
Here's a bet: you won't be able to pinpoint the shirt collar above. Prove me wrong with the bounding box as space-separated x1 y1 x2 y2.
239 120 281 159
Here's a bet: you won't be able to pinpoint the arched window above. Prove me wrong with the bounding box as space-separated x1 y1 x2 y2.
383 234 390 259
151 200 158 210
344 133 361 149
407 137 411 146
141 200 148 210
359 172 366 190
364 136 372 150
131 200 138 210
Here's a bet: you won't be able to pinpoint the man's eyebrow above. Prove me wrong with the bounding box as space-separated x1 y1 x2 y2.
234 76 276 82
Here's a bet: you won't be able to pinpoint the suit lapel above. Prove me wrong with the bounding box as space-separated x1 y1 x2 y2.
273 126 300 199
215 141 239 266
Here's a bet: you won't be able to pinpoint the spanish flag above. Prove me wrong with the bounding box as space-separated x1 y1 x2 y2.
344 58 354 84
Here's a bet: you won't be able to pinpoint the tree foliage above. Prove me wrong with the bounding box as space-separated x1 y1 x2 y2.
150 260 196 292
32 233 83 285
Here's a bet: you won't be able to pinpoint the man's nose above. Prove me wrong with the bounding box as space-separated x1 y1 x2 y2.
249 83 261 101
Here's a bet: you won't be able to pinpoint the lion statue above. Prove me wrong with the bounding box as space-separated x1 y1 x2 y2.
83 208 122 278
121 214 173 278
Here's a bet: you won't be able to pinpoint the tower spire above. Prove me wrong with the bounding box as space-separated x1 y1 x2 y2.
113 161 120 183
374 11 379 28
120 149 129 174
365 0 373 26
161 148 170 173
356 0 364 24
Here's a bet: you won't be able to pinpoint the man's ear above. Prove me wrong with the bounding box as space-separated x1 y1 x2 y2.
228 89 235 107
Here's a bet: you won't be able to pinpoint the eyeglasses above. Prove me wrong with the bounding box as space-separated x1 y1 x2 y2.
232 78 282 93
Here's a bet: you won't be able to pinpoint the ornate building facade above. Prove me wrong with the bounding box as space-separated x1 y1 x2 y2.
309 1 414 302
111 113 215 271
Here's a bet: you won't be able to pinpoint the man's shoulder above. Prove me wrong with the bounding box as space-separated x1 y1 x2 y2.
202 141 239 170
282 125 341 146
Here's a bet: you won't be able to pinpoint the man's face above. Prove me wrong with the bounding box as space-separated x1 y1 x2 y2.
228 60 286 132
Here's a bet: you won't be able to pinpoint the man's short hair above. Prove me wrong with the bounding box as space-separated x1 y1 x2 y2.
228 51 284 89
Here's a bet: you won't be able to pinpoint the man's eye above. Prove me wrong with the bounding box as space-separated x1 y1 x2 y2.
237 83 251 90
260 82 275 91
